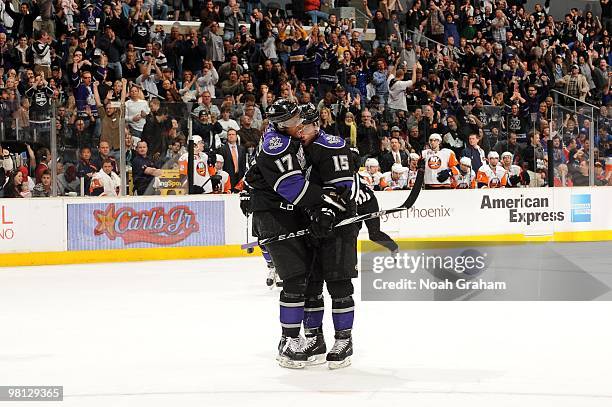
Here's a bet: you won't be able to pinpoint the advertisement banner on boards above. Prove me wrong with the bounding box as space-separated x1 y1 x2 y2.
0 200 65 253
67 200 225 251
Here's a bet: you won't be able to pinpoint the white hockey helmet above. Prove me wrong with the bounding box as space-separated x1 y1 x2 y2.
365 158 379 168
429 133 442 141
460 157 472 167
488 151 500 159
501 151 513 159
391 163 408 173
409 152 420 161
216 154 224 163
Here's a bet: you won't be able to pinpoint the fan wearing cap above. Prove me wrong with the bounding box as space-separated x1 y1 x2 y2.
178 135 214 194
421 133 459 189
451 157 476 189
556 64 590 101
476 151 508 188
245 99 331 369
501 151 529 187
359 158 387 190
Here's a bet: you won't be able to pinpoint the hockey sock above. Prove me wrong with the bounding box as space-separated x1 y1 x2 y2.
331 296 354 332
280 291 304 338
303 294 324 332
260 245 273 266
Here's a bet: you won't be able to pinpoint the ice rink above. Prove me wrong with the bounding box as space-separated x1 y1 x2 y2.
1 256 611 407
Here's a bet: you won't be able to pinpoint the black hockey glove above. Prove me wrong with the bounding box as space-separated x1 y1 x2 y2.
309 206 336 239
239 190 251 217
509 174 521 187
210 174 222 190
436 168 452 183
521 170 530 185
321 189 348 213
207 152 217 167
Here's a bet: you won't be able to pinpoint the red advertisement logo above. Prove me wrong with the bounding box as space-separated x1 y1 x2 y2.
93 204 199 245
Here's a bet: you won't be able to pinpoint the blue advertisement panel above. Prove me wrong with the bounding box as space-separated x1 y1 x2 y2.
67 201 225 251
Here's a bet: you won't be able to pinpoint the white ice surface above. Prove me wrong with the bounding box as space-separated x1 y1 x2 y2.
0 257 611 407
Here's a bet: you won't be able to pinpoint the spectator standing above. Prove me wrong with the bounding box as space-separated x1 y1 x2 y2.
557 64 591 102
125 86 150 139
217 128 246 191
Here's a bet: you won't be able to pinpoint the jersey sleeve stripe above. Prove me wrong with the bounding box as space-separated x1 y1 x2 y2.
273 170 303 191
324 176 355 185
293 180 310 205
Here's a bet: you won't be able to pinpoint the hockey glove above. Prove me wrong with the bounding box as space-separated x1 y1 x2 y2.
436 168 452 183
521 170 530 185
239 190 251 217
309 206 336 239
509 174 521 187
207 152 217 167
322 188 348 212
210 174 222 190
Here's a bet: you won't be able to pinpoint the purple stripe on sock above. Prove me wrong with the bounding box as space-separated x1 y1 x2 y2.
280 306 304 325
332 311 354 331
304 310 324 329
260 246 272 263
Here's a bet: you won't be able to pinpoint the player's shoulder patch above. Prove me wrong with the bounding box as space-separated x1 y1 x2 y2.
261 132 291 155
313 131 346 149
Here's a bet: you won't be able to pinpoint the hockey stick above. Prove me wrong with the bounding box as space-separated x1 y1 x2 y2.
249 169 424 247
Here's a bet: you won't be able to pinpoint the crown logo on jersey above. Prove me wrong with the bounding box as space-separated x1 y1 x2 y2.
268 136 283 150
93 204 199 245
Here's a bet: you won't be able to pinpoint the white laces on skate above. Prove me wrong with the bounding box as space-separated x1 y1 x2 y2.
284 337 303 353
330 338 350 353
302 335 318 351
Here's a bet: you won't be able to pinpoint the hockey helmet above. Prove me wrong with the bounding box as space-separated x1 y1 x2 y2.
299 103 320 125
391 163 408 173
460 157 472 167
409 152 420 161
429 133 442 141
365 158 379 168
266 99 301 127
501 151 513 160
488 151 500 159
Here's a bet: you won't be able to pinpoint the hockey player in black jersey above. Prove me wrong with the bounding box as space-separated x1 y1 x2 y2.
298 104 359 369
246 99 343 369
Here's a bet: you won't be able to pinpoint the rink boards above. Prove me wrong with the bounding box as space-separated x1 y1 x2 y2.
1 186 611 266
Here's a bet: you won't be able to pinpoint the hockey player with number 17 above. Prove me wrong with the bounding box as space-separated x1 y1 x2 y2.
246 99 337 369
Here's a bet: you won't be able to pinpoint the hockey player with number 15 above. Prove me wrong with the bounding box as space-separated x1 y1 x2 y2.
298 104 359 369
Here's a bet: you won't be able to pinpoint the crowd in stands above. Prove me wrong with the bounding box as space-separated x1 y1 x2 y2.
0 0 611 198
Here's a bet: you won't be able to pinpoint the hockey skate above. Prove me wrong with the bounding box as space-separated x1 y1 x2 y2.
277 336 312 369
303 328 327 365
265 264 277 288
326 329 353 369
